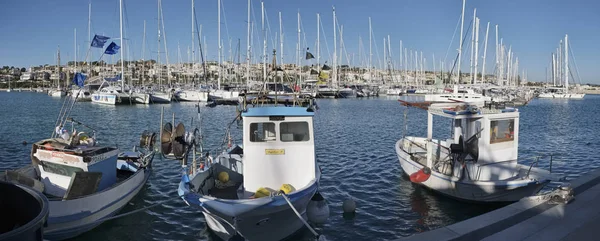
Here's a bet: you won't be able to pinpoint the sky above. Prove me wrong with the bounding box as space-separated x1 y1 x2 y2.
1 0 599 83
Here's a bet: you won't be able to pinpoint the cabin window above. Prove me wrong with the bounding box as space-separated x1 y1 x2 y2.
490 119 515 144
41 161 84 177
250 122 276 142
280 122 310 142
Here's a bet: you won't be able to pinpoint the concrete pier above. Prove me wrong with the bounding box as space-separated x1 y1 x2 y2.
399 168 600 241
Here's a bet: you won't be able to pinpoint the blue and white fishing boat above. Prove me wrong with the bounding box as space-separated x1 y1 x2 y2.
395 100 562 202
175 96 324 241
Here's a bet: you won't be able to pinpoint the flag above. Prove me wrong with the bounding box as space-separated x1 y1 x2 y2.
104 42 120 55
322 64 331 70
310 69 319 75
72 72 87 87
318 71 329 81
91 35 110 48
305 48 315 60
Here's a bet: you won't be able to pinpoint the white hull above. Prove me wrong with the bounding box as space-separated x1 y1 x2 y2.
134 92 172 104
538 93 585 99
176 90 209 102
44 168 151 240
91 93 133 105
49 90 66 97
395 138 547 202
209 90 240 101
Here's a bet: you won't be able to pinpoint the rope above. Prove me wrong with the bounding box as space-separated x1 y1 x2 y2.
279 192 321 239
87 194 183 226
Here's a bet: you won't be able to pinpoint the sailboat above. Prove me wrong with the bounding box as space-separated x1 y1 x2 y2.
90 0 133 105
538 34 585 99
49 46 67 97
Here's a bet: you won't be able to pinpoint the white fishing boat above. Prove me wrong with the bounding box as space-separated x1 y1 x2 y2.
395 100 562 202
1 73 156 239
177 100 324 241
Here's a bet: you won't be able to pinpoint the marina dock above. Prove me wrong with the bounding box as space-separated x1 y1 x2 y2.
399 168 600 241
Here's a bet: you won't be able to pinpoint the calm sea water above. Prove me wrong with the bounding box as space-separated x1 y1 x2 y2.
1 92 599 241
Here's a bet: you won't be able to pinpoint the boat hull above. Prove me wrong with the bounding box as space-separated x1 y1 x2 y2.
43 167 151 240
538 93 585 99
183 180 318 241
176 90 209 102
395 139 546 202
91 93 133 105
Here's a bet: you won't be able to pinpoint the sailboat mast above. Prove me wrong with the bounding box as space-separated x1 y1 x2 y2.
217 0 221 89
142 20 146 86
565 34 569 93
368 17 372 82
332 6 337 86
317 13 320 72
262 1 266 82
247 0 251 88
474 17 479 84
297 11 301 84
88 2 92 74
192 0 195 64
74 28 77 73
470 9 476 84
457 0 465 84
481 21 489 84
119 0 124 91
279 12 283 72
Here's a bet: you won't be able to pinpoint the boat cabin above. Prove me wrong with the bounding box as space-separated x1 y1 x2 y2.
419 102 520 181
31 138 119 198
241 107 316 193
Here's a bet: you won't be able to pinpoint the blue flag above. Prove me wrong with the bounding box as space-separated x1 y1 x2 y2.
72 73 87 87
104 42 120 55
91 35 110 48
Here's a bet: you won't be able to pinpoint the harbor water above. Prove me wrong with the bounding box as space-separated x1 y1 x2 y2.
0 92 599 241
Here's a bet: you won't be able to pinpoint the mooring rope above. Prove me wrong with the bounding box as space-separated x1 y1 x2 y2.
86 194 184 226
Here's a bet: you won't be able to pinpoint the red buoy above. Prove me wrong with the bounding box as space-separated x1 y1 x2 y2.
410 167 432 183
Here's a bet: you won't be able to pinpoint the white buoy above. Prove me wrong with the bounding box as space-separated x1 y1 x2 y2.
307 192 330 224
342 199 356 213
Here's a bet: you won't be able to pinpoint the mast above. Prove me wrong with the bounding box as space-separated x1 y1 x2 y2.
368 17 372 82
317 13 320 72
279 12 283 74
552 53 556 86
332 6 337 87
88 2 92 75
74 28 77 73
57 46 61 88
262 2 266 82
457 0 465 84
495 25 498 82
246 0 251 88
481 21 490 84
474 18 479 84
565 34 569 93
297 10 301 85
470 9 476 84
400 40 403 82
119 0 124 91
217 0 221 89
142 20 146 86
157 0 162 87
160 0 170 87
192 0 195 64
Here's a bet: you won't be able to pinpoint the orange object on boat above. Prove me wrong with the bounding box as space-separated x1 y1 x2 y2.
410 167 432 183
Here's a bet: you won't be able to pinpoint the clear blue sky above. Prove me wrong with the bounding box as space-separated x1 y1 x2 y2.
1 0 599 83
